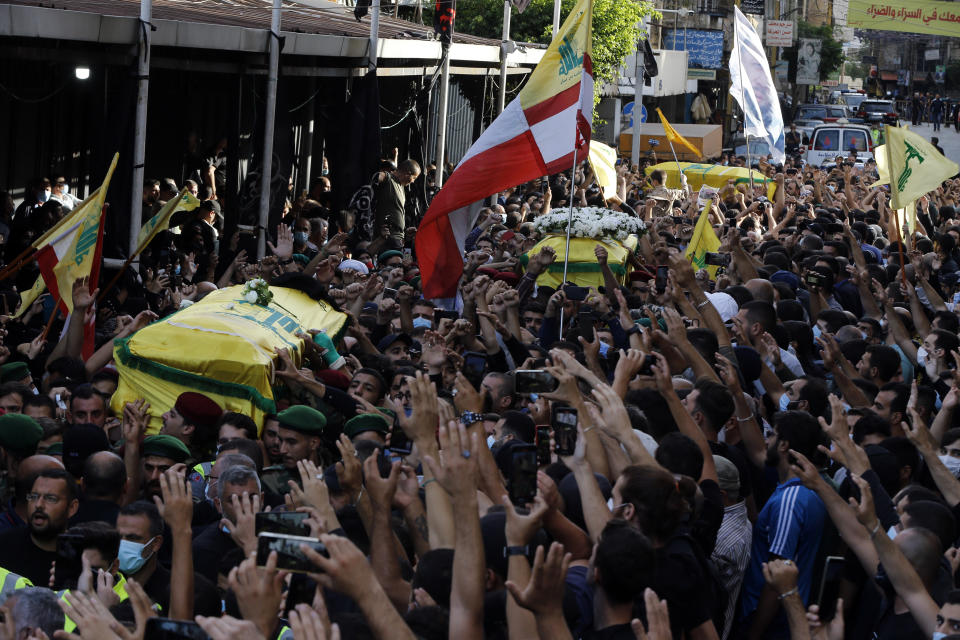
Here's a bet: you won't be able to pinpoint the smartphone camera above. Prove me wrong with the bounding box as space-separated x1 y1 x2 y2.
508 444 538 507
552 406 578 456
515 370 559 394
703 252 731 267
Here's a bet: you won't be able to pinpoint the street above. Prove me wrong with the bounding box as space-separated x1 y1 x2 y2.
902 121 960 163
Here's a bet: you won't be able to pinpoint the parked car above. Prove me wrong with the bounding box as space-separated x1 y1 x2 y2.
840 92 868 110
856 100 899 125
794 104 849 123
792 118 823 140
804 123 875 167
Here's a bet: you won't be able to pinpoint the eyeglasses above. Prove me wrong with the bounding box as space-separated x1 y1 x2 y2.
27 493 62 504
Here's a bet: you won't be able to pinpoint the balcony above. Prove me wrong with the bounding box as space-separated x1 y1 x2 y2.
696 0 731 17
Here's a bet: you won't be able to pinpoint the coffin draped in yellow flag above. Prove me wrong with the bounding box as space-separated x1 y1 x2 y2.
111 286 348 434
685 205 722 278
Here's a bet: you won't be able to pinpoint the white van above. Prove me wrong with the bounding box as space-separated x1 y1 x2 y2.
803 123 875 167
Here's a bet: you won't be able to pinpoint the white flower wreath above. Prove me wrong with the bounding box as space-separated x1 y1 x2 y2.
241 278 274 307
532 207 646 242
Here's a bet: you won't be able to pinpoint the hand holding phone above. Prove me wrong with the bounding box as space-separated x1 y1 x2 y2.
552 406 578 456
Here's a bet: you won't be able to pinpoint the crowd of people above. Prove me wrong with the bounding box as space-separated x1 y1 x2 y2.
0 125 958 640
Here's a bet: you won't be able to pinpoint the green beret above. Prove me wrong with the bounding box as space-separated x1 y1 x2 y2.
141 434 191 463
0 362 30 384
343 413 390 439
0 414 42 457
409 276 421 289
292 253 310 266
277 405 326 435
375 407 397 423
45 442 63 456
378 250 403 264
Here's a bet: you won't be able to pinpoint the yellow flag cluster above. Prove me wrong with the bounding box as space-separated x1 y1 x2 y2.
685 205 722 278
588 141 619 200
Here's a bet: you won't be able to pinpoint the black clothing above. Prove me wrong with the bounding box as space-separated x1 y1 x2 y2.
70 498 121 526
583 624 636 640
142 563 222 617
191 521 242 584
0 527 57 586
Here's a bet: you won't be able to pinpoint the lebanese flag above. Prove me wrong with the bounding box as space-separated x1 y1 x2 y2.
35 153 117 358
415 0 594 299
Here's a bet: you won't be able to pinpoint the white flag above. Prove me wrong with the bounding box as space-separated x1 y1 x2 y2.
729 7 785 165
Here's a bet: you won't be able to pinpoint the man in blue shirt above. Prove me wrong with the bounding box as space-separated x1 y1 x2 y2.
740 410 827 640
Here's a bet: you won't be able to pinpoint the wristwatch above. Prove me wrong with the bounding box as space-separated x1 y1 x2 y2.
459 411 483 425
503 545 531 558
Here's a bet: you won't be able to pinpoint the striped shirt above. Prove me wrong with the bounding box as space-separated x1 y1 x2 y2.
740 478 827 620
712 501 752 640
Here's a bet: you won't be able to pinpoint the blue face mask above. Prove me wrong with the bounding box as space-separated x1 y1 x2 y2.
118 537 156 574
403 407 413 418
293 231 309 244
598 341 611 357
412 317 432 329
779 393 792 412
812 324 823 339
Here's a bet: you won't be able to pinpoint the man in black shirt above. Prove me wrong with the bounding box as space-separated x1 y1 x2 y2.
116 501 220 617
0 469 79 585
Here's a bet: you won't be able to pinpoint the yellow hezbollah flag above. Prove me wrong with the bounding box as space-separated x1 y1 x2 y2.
885 125 959 210
136 188 201 255
869 144 916 234
13 276 45 319
519 0 592 109
111 285 349 433
685 205 721 278
588 141 618 200
656 108 702 158
38 153 117 314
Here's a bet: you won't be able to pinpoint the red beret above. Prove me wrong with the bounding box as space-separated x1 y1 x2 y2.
477 267 498 277
500 231 516 242
492 271 520 285
629 269 655 282
174 392 222 428
316 369 351 391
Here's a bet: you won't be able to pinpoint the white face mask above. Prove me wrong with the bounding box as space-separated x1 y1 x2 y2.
487 435 496 449
917 346 929 368
939 454 960 478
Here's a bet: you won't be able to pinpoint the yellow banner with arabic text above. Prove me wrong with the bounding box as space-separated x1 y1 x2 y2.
848 0 960 37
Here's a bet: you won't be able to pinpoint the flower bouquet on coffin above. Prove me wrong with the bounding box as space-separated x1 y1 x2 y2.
241 278 273 306
520 207 646 289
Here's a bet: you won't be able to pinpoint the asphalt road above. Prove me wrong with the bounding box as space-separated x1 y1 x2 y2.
905 120 960 164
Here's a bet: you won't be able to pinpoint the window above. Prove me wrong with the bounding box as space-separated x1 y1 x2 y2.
800 107 827 120
843 131 868 152
813 130 839 151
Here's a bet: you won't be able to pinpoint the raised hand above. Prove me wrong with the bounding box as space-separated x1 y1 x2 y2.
631 588 672 640
421 420 480 498
71 276 98 310
227 552 285 638
267 224 294 260
504 542 571 616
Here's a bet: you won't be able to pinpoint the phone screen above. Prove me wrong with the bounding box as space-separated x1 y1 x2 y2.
256 533 328 574
552 406 578 456
577 311 594 344
255 512 311 537
144 618 209 640
515 370 558 394
564 284 589 302
817 556 845 622
655 266 668 293
508 444 539 506
536 426 552 466
54 533 86 590
389 424 412 455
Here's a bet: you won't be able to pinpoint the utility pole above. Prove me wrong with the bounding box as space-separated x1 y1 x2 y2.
256 0 282 258
128 0 152 257
497 0 512 114
630 18 647 167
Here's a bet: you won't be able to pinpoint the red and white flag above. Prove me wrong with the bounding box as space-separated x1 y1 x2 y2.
415 0 593 298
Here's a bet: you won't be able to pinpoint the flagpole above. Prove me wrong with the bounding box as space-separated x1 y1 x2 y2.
667 138 684 190
559 147 580 336
733 14 755 195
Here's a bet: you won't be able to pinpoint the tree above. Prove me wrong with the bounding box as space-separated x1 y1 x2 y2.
448 0 659 118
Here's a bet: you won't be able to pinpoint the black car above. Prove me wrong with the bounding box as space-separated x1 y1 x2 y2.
856 100 899 125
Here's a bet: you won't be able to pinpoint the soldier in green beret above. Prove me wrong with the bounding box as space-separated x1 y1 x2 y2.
139 435 191 499
343 413 390 446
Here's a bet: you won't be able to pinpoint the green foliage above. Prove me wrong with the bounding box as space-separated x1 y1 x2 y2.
452 0 659 113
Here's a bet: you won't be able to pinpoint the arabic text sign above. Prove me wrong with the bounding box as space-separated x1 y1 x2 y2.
848 0 960 36
765 20 794 46
662 29 724 69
